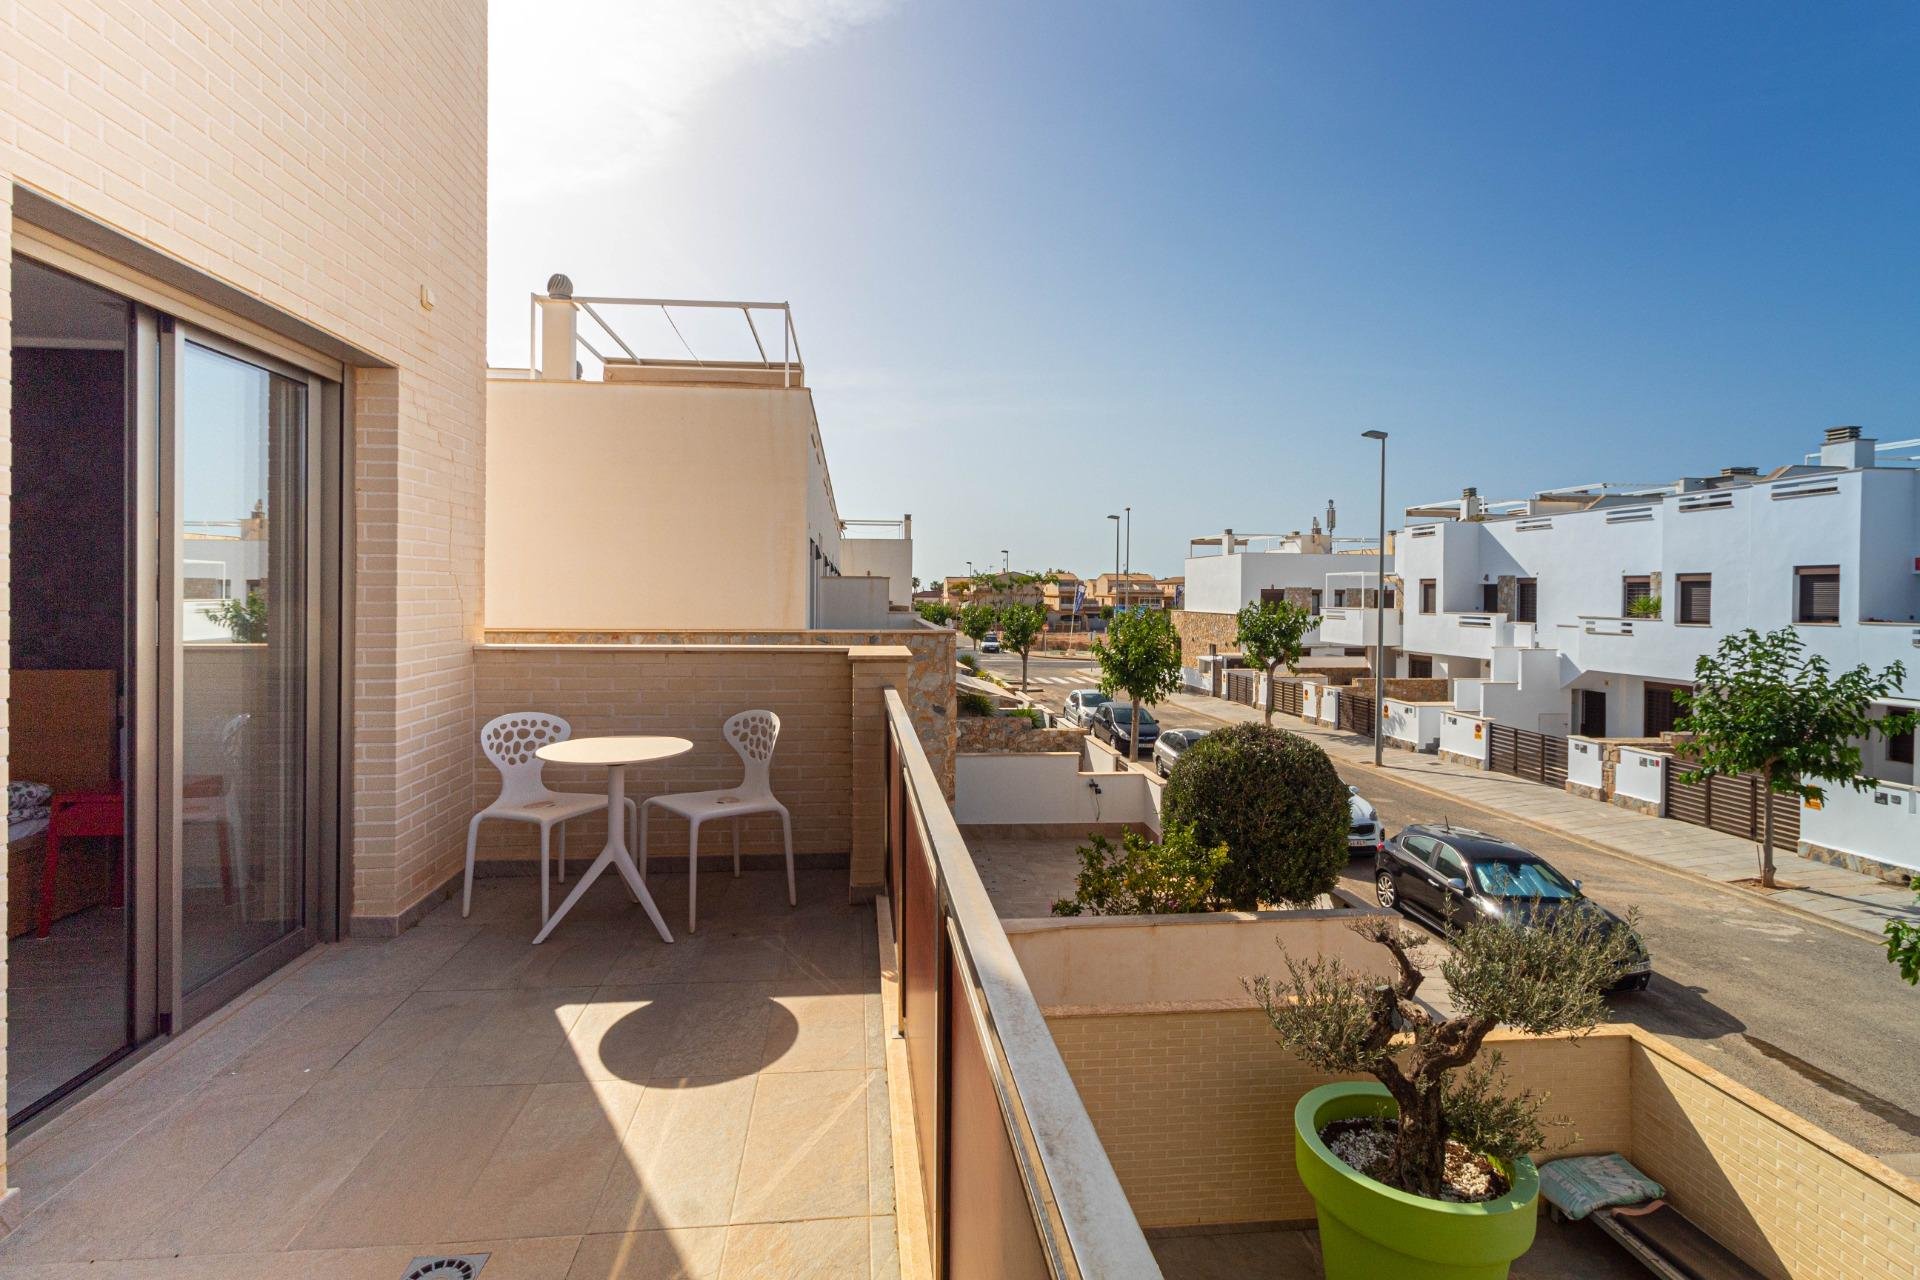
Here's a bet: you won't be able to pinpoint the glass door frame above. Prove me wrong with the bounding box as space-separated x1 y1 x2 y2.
154 319 337 1030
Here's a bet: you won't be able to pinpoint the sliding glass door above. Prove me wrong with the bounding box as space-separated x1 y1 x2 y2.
8 250 341 1126
170 334 320 1007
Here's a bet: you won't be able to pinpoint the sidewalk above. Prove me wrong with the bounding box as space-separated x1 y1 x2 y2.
1163 691 1920 941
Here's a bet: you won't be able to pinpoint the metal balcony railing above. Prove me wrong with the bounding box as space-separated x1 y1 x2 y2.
882 689 1160 1279
528 293 805 386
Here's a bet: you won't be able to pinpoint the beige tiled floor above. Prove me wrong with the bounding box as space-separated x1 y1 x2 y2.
0 869 899 1280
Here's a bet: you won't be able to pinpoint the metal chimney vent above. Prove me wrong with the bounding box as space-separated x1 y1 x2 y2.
545 273 573 299
1825 425 1863 444
1720 466 1759 477
1462 486 1478 499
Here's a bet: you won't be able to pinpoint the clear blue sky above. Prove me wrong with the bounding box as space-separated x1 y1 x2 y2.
489 1 1920 580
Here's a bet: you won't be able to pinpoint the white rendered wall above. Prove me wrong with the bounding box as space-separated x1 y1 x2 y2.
953 752 1159 828
1615 748 1666 808
1441 712 1489 763
1800 782 1920 874
487 380 817 629
1183 550 1388 615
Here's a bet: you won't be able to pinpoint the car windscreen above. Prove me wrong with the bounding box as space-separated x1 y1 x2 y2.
1471 859 1579 900
1116 707 1157 726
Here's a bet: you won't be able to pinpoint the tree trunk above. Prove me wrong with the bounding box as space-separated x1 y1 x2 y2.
1130 697 1142 762
1020 651 1029 690
1388 1079 1450 1200
1263 662 1276 726
1759 762 1777 888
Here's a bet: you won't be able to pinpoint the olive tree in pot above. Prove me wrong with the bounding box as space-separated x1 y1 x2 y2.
1248 909 1636 1280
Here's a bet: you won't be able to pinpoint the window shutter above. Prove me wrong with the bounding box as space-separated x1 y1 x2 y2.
1679 577 1711 624
1516 579 1538 623
1623 577 1651 610
1798 570 1839 623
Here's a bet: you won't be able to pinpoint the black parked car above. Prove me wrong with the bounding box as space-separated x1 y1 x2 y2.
1091 702 1160 755
1374 824 1652 993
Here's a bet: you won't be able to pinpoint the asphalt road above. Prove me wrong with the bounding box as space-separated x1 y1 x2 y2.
975 648 1920 1170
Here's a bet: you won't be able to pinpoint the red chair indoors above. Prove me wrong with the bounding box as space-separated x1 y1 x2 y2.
37 789 126 939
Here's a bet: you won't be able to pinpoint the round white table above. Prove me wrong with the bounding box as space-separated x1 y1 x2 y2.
531 735 691 945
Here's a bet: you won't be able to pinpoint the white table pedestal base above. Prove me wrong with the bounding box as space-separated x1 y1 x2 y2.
532 764 673 944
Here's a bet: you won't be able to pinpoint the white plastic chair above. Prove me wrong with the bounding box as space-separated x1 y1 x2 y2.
465 712 636 923
639 709 795 933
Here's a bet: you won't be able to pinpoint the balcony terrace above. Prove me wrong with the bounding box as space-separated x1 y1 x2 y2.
4 663 1915 1280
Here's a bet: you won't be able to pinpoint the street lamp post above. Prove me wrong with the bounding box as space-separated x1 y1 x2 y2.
1362 430 1389 768
1001 549 1009 574
1106 513 1121 583
1124 505 1131 577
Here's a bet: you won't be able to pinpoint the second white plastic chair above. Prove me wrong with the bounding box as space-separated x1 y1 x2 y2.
639 709 795 933
466 712 637 923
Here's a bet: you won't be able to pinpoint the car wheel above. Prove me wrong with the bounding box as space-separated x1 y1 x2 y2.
1375 872 1397 910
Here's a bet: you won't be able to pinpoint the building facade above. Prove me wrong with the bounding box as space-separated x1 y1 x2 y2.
1 1 487 1140
1390 428 1919 874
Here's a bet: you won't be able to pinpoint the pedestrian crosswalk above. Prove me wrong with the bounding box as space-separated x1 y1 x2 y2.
1027 669 1102 686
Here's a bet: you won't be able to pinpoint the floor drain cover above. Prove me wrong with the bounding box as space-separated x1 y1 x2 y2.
403 1257 488 1280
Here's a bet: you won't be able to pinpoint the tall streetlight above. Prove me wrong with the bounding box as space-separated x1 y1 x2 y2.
1362 430 1389 768
1124 506 1132 577
1001 549 1009 574
1106 514 1122 618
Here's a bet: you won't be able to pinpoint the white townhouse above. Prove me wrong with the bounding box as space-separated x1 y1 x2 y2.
1173 520 1391 686
1388 426 1920 877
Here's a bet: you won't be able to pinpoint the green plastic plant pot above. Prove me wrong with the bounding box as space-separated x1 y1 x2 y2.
1294 1081 1539 1280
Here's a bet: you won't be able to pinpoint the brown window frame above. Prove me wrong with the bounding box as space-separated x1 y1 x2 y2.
1794 565 1841 625
1514 577 1539 624
1622 575 1652 614
1889 724 1915 766
1420 579 1437 615
1675 574 1712 626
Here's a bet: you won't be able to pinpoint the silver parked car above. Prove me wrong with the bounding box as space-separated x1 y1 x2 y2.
1153 728 1209 776
1062 689 1111 727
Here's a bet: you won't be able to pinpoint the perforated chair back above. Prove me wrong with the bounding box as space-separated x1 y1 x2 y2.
723 710 781 798
480 711 573 809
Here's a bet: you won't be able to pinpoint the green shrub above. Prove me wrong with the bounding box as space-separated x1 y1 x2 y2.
958 690 997 717
1626 594 1662 619
1159 722 1349 908
957 652 981 673
1003 706 1046 729
1051 822 1231 916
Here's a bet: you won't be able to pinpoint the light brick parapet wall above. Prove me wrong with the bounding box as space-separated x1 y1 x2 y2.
452 643 908 929
1048 1013 1919 1277
485 627 956 797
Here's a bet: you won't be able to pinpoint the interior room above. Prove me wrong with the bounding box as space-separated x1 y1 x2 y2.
6 257 134 1123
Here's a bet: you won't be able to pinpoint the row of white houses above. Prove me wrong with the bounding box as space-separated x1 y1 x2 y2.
1182 426 1920 880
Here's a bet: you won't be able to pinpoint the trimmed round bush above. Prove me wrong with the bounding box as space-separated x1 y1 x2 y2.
1159 723 1350 908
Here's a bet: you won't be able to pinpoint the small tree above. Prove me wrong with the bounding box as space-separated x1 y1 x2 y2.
1160 723 1349 907
1678 628 1916 887
958 602 999 650
208 589 269 643
1235 599 1317 725
913 600 955 627
1051 822 1231 916
1249 910 1636 1199
1091 607 1184 761
999 603 1047 689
